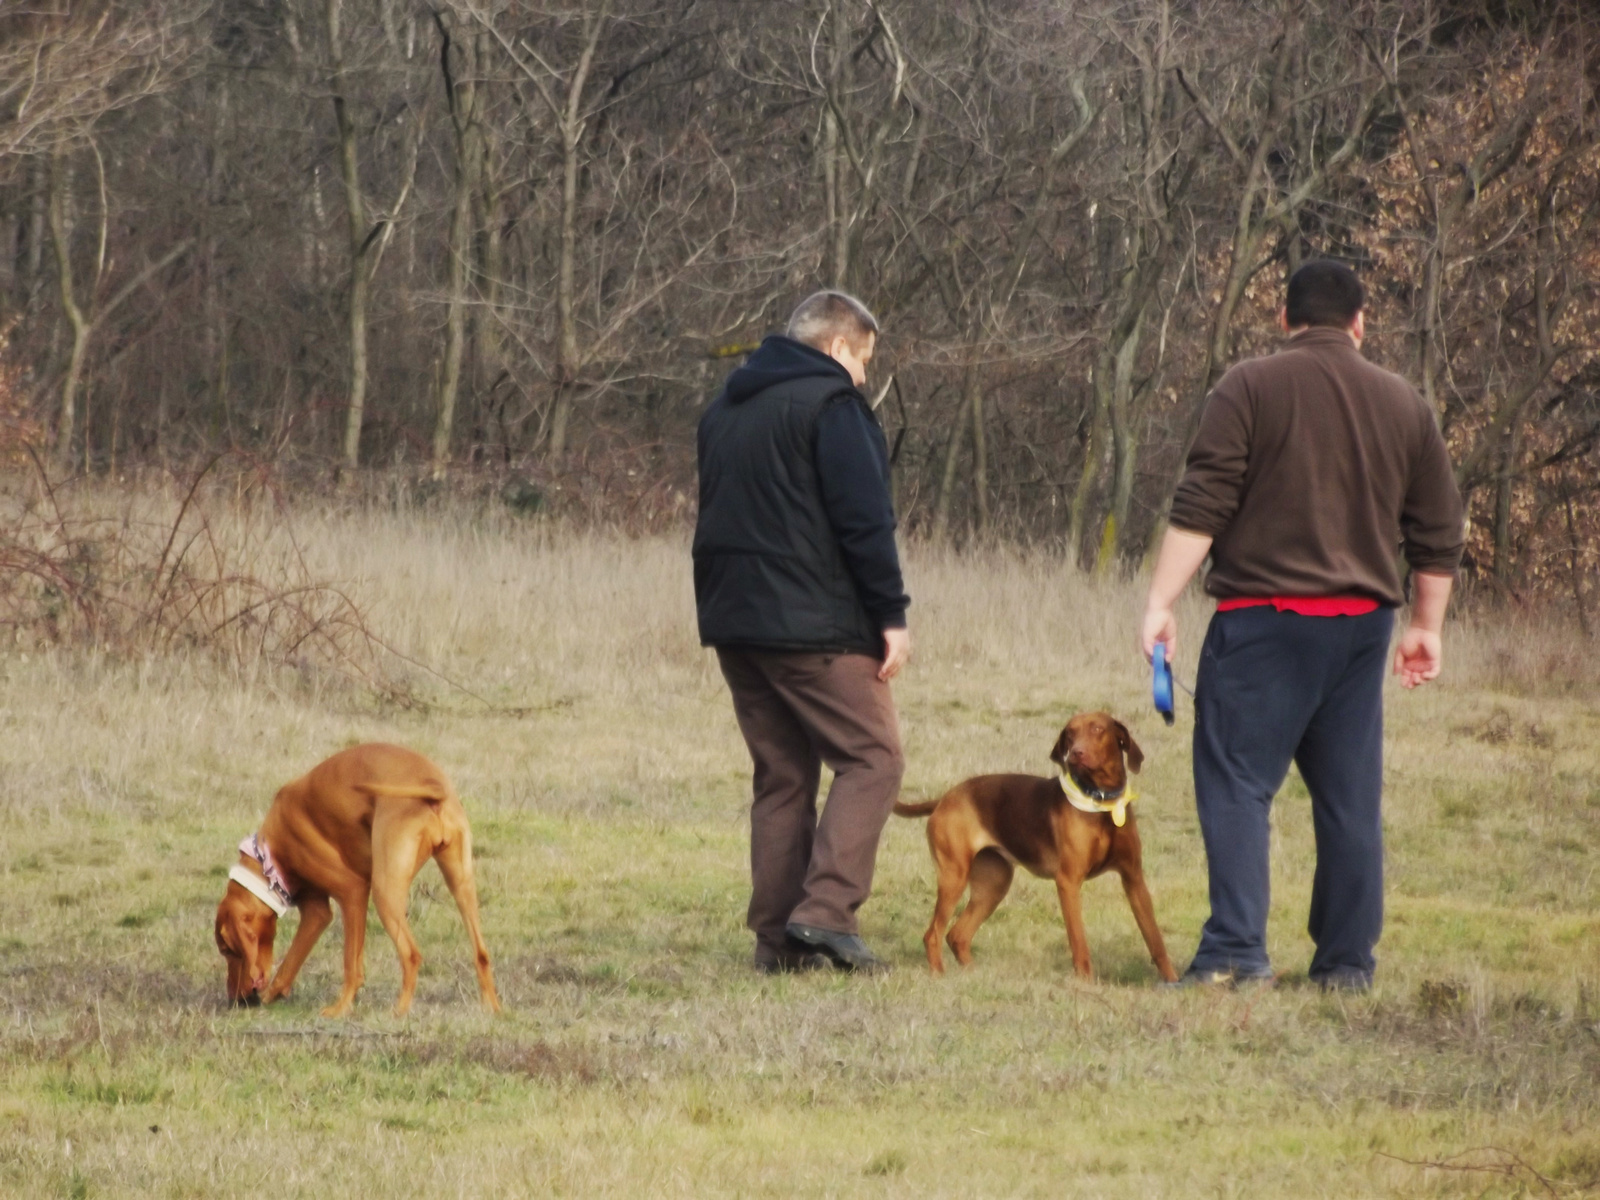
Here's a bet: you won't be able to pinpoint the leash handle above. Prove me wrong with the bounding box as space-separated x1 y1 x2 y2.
1152 642 1176 726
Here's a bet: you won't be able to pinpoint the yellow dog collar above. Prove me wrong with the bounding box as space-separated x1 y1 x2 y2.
1058 770 1137 828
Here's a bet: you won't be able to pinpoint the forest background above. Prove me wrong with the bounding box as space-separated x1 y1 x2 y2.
2 0 1598 611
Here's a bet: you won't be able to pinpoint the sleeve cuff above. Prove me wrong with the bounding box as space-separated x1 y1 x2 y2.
877 610 908 630
1165 506 1230 538
1404 550 1464 575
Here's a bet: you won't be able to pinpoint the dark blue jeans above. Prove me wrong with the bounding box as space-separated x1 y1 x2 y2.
1189 605 1394 982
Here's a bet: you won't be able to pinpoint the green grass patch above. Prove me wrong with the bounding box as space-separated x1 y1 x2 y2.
0 530 1596 1196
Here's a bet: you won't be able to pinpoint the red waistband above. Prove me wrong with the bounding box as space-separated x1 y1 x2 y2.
1216 596 1382 617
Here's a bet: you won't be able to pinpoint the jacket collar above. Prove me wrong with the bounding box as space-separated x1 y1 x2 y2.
1283 327 1362 354
721 335 856 405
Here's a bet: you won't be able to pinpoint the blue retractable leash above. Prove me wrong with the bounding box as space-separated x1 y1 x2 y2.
1152 642 1176 726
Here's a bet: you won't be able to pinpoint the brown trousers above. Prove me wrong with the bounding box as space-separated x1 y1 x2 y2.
716 648 905 957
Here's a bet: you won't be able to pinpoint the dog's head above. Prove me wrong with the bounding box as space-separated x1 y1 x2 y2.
1049 711 1143 793
214 883 278 1007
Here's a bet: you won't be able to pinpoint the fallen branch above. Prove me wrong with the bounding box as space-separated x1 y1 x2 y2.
1377 1147 1560 1197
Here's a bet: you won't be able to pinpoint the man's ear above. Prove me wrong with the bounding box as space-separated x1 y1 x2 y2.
1114 720 1144 774
1049 727 1070 768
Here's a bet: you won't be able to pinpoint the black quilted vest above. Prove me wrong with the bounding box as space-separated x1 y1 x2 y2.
692 339 881 654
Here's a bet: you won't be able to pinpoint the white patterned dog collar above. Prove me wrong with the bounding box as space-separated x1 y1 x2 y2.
231 833 293 915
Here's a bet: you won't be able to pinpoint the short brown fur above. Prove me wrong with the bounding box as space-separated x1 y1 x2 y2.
895 712 1177 981
213 743 501 1017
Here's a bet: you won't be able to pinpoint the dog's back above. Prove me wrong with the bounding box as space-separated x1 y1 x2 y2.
899 774 1075 880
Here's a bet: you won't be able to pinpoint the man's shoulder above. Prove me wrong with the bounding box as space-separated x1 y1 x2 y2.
1355 357 1428 406
1226 340 1423 400
701 375 860 428
745 373 863 412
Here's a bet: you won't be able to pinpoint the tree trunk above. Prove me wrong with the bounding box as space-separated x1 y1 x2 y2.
930 383 969 543
48 155 89 474
932 347 984 542
1492 413 1524 582
1067 385 1107 565
1099 305 1146 573
22 157 47 311
548 121 581 460
824 0 851 288
969 360 989 535
545 5 609 462
434 20 483 480
327 0 370 471
823 106 849 288
473 124 506 463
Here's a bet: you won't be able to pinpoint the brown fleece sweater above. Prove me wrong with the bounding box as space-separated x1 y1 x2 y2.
1169 327 1464 606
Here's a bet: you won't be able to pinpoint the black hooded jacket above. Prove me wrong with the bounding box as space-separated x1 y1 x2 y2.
692 335 909 653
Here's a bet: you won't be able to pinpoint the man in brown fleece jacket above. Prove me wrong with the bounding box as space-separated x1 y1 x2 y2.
1141 260 1464 991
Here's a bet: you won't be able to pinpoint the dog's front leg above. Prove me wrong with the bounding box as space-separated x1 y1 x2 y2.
1118 867 1178 983
263 896 333 1004
321 887 370 1018
1053 872 1094 978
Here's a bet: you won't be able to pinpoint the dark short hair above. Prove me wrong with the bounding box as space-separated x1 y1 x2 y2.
786 290 880 351
1285 260 1365 329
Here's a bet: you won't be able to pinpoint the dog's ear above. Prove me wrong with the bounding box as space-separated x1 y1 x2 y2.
1049 726 1071 767
1113 719 1144 773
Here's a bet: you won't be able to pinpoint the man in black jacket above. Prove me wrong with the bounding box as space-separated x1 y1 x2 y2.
694 290 910 974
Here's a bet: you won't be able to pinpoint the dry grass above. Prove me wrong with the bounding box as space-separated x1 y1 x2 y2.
1 491 1598 1198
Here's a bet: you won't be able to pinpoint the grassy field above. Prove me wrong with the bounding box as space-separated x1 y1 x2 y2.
1 496 1598 1198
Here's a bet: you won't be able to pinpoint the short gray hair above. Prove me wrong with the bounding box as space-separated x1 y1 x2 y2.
786 290 880 351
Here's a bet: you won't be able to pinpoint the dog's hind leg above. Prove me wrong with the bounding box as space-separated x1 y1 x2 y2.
923 847 970 975
370 808 429 1017
947 849 1013 967
434 831 501 1013
263 894 333 1004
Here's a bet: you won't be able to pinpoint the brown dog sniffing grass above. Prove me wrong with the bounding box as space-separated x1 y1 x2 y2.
214 743 500 1017
895 712 1178 981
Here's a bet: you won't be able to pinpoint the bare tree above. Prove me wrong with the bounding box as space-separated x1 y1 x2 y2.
321 0 428 470
431 9 487 479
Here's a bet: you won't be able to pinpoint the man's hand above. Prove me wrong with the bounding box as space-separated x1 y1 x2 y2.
1392 627 1441 689
1392 570 1453 689
1140 527 1214 664
1141 607 1178 663
879 626 911 682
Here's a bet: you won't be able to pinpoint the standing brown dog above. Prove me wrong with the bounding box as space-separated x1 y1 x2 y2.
895 713 1177 982
213 743 500 1017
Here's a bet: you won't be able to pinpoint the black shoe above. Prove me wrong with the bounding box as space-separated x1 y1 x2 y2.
753 948 829 975
785 923 891 974
1166 965 1276 990
1312 969 1372 993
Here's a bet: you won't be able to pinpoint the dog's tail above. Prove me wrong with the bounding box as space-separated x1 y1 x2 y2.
893 798 939 818
361 782 449 808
